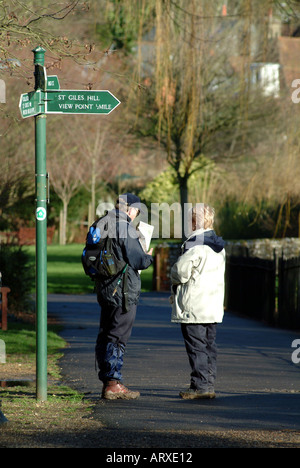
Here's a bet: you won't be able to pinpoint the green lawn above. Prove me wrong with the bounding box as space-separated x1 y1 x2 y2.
25 244 154 294
0 321 65 356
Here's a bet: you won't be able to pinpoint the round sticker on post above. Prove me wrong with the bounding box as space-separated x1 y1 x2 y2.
36 207 46 221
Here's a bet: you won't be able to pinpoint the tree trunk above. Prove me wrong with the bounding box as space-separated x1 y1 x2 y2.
179 174 189 240
59 200 68 245
59 209 64 245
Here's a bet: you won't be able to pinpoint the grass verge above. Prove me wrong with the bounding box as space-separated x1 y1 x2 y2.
0 243 155 446
0 321 101 448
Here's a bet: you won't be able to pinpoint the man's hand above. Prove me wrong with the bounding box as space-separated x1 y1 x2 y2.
147 248 153 256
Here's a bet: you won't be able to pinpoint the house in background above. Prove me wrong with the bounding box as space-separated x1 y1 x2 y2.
226 6 300 98
250 62 281 98
278 36 300 89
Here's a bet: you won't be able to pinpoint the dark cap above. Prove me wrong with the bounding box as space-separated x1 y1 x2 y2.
117 193 144 213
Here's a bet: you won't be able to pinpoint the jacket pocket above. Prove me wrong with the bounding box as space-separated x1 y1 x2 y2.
177 283 191 313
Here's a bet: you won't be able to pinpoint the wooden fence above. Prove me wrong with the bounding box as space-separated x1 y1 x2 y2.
225 256 276 325
225 254 300 330
277 256 300 329
0 226 55 245
0 287 10 331
153 243 300 330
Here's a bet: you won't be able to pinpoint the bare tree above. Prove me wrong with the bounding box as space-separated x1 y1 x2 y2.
132 0 300 237
0 1 87 60
47 117 86 244
135 0 245 235
66 118 112 227
0 97 34 229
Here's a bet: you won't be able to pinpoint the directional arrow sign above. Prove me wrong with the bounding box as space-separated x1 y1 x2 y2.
46 75 60 91
45 90 121 115
19 90 43 118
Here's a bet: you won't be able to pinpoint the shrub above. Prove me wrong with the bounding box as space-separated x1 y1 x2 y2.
0 244 35 312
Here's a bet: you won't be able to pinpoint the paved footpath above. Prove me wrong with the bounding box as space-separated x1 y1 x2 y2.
48 292 300 435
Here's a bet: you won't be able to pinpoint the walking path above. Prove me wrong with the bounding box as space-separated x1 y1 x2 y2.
48 292 300 437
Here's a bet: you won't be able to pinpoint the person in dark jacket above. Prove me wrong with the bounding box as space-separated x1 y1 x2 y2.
95 193 153 400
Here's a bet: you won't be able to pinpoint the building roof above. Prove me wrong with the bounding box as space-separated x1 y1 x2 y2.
278 36 300 86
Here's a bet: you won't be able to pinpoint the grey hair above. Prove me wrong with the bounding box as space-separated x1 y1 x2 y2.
190 203 215 230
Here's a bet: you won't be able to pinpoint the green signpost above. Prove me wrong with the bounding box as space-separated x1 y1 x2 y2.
32 47 47 402
20 47 121 401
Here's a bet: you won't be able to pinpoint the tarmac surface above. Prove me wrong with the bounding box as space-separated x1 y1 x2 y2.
47 292 300 434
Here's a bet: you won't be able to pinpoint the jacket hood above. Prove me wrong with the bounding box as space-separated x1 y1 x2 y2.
183 229 225 254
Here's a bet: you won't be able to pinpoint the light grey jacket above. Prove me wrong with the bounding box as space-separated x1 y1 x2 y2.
170 228 226 324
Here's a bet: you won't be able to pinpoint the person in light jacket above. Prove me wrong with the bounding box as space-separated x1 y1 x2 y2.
171 204 225 399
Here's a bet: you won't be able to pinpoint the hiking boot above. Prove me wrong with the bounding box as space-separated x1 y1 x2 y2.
179 387 216 400
102 380 140 400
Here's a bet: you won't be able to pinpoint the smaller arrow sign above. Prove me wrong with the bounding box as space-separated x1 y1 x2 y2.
19 90 43 118
46 75 60 91
45 90 121 115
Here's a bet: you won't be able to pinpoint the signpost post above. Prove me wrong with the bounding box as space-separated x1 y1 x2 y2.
33 47 47 402
20 47 121 401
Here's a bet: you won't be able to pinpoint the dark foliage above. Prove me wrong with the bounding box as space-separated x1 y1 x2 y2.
0 244 35 312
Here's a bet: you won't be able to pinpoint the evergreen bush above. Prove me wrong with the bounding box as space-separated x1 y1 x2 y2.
0 244 35 312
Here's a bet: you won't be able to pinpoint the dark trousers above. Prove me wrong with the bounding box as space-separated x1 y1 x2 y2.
181 323 217 392
95 303 137 383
